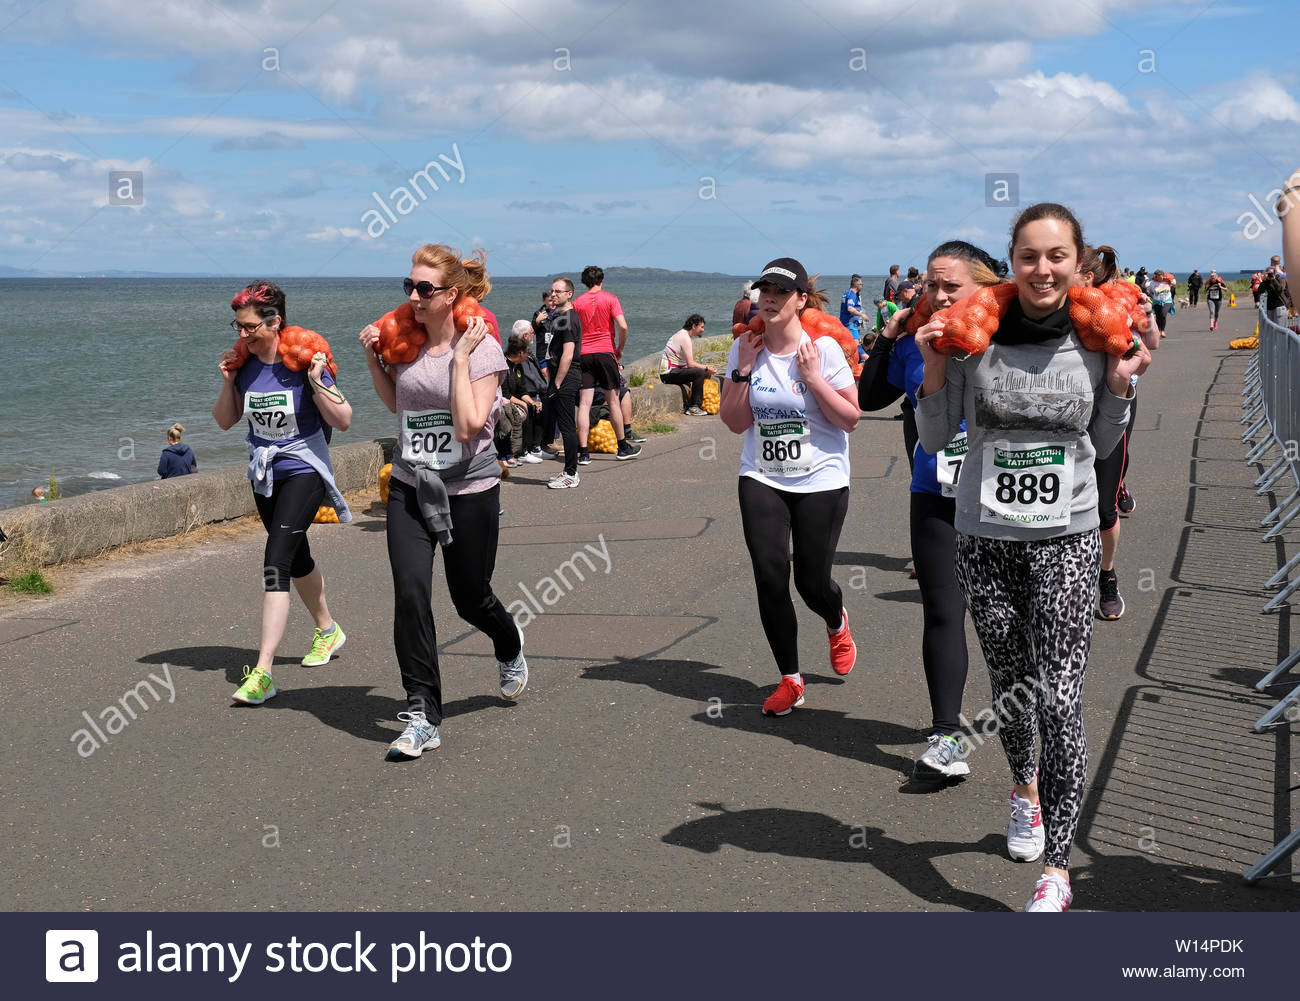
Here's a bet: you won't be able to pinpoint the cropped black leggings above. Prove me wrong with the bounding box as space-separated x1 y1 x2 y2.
1095 398 1136 532
910 491 968 735
738 477 849 676
252 471 324 592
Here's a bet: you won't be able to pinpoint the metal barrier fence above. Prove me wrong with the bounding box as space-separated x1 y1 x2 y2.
1240 307 1300 883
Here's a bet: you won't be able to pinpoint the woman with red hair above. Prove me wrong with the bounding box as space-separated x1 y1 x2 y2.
212 280 353 706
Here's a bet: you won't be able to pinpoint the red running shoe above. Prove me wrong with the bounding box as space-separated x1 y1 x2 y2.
828 609 856 676
762 676 805 716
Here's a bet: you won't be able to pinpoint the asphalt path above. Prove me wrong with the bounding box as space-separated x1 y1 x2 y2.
3 297 1296 912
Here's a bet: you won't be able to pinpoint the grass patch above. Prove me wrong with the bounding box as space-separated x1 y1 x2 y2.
645 422 677 434
628 371 648 387
7 570 53 595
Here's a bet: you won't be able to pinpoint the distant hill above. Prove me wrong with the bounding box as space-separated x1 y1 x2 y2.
597 266 740 279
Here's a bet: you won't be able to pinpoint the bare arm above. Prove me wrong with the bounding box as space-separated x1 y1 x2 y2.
449 319 501 443
359 323 397 413
212 350 243 430
615 314 628 358
307 354 353 432
720 335 760 434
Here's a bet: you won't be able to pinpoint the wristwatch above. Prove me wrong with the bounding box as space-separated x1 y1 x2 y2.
730 369 751 383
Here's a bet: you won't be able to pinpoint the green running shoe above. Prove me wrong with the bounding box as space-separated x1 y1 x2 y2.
232 665 276 705
301 622 346 666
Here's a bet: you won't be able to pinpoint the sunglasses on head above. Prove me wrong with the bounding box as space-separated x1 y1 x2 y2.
403 278 453 299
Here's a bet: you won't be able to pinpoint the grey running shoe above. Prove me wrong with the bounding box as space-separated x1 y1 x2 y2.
913 733 971 780
1098 568 1125 620
498 625 528 699
684 406 708 416
616 440 641 460
387 711 440 759
547 472 580 489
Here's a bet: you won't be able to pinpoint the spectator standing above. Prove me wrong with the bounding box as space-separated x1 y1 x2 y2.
732 281 755 326
157 423 198 478
840 275 866 339
883 265 903 304
573 266 640 462
545 277 584 488
1186 269 1202 307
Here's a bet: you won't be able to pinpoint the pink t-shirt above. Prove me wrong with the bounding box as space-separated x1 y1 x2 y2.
573 288 622 355
390 335 506 496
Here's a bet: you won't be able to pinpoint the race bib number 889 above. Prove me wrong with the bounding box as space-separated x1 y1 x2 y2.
979 441 1074 528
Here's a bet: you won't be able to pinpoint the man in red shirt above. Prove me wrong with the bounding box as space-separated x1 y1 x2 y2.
572 265 640 461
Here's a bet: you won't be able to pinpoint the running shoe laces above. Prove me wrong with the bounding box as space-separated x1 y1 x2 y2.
232 665 276 704
1025 873 1072 913
302 622 345 666
762 676 805 716
914 733 971 779
1007 791 1045 861
828 609 856 676
389 711 439 757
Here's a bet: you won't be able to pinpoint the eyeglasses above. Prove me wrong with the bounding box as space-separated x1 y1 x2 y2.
230 318 267 334
549 288 569 296
403 278 453 299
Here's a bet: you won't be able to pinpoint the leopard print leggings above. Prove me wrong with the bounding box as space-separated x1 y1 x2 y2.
954 529 1100 870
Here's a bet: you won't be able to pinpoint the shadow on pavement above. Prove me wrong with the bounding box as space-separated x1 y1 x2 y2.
662 803 1013 911
582 658 920 773
834 551 911 573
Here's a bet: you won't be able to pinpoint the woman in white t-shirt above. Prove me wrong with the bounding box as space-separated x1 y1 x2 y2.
719 257 862 717
359 244 526 761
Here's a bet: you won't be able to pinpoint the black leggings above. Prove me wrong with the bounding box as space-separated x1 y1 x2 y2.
253 471 324 592
738 477 848 676
386 478 520 724
1152 303 1168 333
661 366 709 408
910 491 968 735
1095 397 1136 531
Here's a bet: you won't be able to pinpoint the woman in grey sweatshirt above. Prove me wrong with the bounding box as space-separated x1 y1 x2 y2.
913 203 1149 913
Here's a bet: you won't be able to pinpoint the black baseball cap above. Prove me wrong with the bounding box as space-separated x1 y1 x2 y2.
752 257 808 294
897 280 915 292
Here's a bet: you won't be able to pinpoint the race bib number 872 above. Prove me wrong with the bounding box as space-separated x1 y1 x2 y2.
979 441 1074 528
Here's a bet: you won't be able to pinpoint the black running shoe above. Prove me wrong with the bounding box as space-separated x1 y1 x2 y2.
1117 484 1135 516
1098 568 1125 620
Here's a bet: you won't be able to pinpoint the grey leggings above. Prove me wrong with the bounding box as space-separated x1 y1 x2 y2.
954 529 1100 870
1207 297 1222 324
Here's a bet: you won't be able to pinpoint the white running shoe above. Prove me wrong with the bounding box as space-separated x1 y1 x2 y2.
1008 791 1045 861
913 733 971 780
1024 873 1072 912
547 472 580 489
387 711 440 759
498 623 528 699
520 451 543 464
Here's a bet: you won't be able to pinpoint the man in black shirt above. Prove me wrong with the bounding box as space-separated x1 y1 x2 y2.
1186 269 1202 306
545 277 584 488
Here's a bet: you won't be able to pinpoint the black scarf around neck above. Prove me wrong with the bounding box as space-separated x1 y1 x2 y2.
992 298 1072 346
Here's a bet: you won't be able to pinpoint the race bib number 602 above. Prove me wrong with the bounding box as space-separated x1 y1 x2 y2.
979 441 1075 528
401 409 458 469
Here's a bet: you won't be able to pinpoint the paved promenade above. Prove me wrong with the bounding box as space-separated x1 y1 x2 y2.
2 298 1296 912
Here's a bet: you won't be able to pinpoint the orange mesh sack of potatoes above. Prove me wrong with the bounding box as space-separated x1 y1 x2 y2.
701 379 720 415
313 505 340 524
378 462 392 503
588 419 619 453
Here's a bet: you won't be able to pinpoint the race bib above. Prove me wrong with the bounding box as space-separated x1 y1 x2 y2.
980 441 1075 528
401 409 459 469
756 419 812 478
1208 288 1221 300
245 390 298 442
936 431 968 498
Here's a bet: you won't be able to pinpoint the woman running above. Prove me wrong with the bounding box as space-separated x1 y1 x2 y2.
1078 245 1160 621
213 280 352 705
914 204 1148 912
359 245 525 760
1203 270 1227 330
859 241 1006 779
720 258 860 716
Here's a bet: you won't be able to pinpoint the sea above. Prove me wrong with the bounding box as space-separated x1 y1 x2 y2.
1 273 888 511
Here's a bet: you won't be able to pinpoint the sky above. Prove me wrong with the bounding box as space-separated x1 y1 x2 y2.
1 0 1298 277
